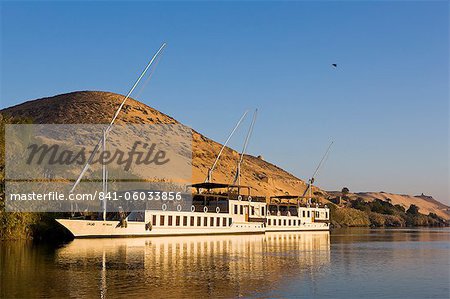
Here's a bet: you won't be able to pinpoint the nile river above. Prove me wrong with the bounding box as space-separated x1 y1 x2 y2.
1 228 449 298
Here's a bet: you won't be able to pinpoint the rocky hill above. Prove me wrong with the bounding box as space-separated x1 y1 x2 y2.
1 91 309 197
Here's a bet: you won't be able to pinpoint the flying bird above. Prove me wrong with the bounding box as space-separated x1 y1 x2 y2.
332 63 337 68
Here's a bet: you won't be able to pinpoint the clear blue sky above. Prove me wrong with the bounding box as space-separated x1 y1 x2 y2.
1 1 448 204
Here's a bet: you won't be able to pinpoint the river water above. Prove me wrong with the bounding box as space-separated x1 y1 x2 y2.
1 228 449 298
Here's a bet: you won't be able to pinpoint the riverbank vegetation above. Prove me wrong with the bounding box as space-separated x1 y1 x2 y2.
0 115 72 241
0 115 34 239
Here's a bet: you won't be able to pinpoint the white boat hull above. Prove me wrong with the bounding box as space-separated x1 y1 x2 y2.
56 216 328 238
56 199 330 238
56 218 267 238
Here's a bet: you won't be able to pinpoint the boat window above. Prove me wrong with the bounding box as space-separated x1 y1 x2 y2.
223 218 227 227
216 217 220 226
228 218 232 226
152 215 157 226
279 206 288 216
251 206 255 216
183 216 188 226
210 217 214 226
326 212 328 219
283 219 287 226
197 217 201 227
307 211 310 217
278 219 282 226
168 216 173 226
303 211 306 217
293 220 296 226
268 219 271 225
269 205 277 215
160 215 165 226
240 205 244 215
288 220 291 226
203 217 207 227
176 216 180 226
261 207 265 216
234 205 238 214
289 206 298 217
190 216 195 226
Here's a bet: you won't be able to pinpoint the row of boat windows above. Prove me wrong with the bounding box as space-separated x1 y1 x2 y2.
231 205 328 219
152 215 232 227
233 205 265 216
268 218 307 226
267 207 328 218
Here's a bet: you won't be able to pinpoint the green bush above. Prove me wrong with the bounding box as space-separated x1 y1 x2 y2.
407 204 420 215
350 197 371 212
331 207 370 227
394 204 406 213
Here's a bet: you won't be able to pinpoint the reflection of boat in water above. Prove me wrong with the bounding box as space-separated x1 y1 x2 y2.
55 231 330 298
58 231 331 258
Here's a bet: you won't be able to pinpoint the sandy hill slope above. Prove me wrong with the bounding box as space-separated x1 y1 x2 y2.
328 191 450 220
356 192 450 220
1 91 308 197
2 91 449 220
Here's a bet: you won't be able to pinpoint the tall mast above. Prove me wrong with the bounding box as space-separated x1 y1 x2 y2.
232 109 257 186
302 141 334 202
102 129 107 220
69 43 166 194
205 110 248 183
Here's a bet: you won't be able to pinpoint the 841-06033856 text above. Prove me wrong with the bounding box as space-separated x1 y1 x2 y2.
9 191 182 201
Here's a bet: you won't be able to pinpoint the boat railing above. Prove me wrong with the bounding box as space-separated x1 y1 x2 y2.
228 194 266 202
192 193 266 203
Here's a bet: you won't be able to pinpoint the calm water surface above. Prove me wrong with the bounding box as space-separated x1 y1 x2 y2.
1 228 449 298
